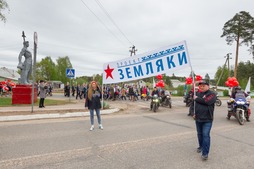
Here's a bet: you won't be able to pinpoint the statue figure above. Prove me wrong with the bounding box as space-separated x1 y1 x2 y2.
17 31 32 84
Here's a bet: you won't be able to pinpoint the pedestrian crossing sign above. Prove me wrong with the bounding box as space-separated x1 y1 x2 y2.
66 68 75 78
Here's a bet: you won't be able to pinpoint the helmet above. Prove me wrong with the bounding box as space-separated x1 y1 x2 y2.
235 86 241 90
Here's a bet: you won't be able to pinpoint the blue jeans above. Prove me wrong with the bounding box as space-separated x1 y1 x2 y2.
89 109 101 125
195 121 213 156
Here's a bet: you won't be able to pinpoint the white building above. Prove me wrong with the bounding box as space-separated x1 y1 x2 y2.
0 67 20 82
171 79 185 88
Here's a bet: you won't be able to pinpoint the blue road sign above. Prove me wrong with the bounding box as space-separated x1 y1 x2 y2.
66 68 75 78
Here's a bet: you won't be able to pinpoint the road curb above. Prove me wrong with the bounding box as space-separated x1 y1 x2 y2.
0 108 120 122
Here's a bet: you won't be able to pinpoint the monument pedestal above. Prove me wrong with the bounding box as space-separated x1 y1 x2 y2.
12 85 37 104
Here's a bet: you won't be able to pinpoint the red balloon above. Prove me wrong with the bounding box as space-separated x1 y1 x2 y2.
231 77 237 82
7 79 11 82
156 74 163 80
186 77 193 84
225 81 227 86
195 75 202 81
159 80 165 87
4 86 9 91
232 80 239 87
225 81 230 87
10 82 15 87
228 82 234 87
228 77 234 83
1 81 6 85
235 81 239 86
160 82 165 88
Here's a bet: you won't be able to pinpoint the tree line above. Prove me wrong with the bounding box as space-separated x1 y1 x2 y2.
35 56 104 85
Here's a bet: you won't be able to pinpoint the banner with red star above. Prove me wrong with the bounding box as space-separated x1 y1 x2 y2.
103 41 191 84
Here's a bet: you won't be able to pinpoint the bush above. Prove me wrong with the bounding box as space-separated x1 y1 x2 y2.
223 90 229 97
102 101 110 109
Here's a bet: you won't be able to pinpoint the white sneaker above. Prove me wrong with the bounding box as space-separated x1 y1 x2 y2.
90 125 94 131
99 124 103 130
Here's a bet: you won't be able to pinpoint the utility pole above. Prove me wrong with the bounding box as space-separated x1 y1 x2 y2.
252 44 254 62
216 53 232 88
226 53 232 77
129 45 137 56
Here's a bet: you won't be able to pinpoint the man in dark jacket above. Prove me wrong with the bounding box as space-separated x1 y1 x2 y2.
76 84 82 100
193 80 216 161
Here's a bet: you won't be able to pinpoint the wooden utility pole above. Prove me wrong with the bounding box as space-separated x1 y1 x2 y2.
216 53 232 88
234 34 240 78
226 53 232 77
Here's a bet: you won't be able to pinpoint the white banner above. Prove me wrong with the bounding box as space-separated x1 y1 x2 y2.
103 41 191 84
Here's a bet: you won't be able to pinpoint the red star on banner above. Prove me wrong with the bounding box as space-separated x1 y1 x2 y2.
104 64 114 79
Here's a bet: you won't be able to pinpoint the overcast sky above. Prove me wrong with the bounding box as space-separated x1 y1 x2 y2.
1 0 254 79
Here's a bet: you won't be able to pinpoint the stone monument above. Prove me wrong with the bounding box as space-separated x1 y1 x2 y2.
12 31 37 104
17 31 32 84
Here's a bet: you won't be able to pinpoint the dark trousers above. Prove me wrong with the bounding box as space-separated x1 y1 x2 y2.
76 92 82 99
188 102 194 116
39 98 45 107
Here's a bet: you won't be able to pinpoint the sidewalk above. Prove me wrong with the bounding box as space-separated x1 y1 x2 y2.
0 100 127 122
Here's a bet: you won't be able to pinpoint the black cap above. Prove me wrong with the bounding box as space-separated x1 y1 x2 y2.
198 80 209 86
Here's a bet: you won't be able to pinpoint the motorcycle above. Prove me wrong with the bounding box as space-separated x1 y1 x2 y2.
227 96 249 125
215 95 222 106
150 94 160 112
161 94 172 108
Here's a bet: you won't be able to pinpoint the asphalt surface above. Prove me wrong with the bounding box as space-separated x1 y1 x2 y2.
0 96 254 168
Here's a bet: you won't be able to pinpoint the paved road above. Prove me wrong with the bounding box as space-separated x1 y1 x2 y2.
0 98 254 169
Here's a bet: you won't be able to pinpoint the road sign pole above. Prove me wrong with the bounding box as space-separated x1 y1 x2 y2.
69 78 71 103
66 68 75 103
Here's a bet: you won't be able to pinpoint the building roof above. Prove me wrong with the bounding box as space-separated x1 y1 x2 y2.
171 79 185 88
0 67 20 81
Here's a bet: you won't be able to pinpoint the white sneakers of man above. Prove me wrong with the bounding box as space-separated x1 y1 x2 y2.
90 125 103 131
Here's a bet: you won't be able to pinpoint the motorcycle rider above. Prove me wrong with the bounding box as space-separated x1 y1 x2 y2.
150 87 160 110
227 86 250 122
161 90 171 105
160 88 166 103
151 86 159 96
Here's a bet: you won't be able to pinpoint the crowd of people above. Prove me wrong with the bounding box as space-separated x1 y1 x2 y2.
64 83 166 102
64 82 87 100
0 82 13 97
102 84 170 102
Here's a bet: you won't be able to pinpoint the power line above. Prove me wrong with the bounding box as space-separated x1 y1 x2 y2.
80 0 126 46
94 0 133 46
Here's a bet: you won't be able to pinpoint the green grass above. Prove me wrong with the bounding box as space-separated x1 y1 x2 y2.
0 97 11 106
0 97 69 107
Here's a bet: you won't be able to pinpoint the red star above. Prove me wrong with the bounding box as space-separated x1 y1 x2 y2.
104 64 114 79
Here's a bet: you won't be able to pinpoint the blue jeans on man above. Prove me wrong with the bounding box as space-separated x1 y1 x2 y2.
195 121 213 157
